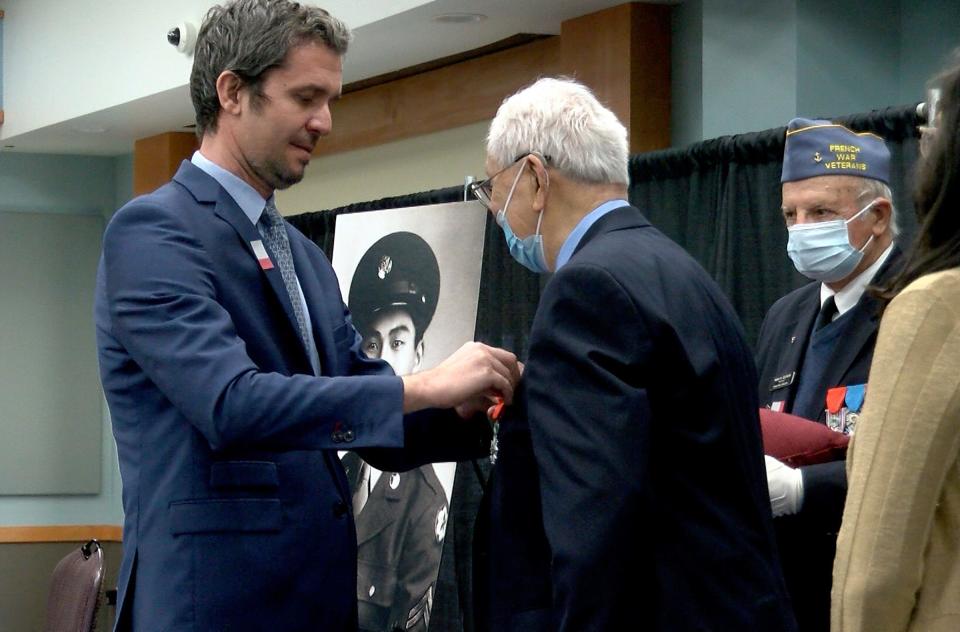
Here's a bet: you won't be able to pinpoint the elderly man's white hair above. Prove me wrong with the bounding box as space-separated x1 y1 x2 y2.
486 77 630 185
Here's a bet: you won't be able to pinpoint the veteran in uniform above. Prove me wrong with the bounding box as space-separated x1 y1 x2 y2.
756 118 903 631
342 231 449 632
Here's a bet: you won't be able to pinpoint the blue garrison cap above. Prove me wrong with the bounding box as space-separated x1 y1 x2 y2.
781 118 890 184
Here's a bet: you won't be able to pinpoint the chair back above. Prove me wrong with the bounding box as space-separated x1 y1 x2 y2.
44 539 104 632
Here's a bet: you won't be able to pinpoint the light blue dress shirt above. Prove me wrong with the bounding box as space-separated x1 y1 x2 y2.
554 199 630 270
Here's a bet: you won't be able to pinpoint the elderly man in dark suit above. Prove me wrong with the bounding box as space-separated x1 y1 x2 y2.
756 119 902 631
469 77 796 632
94 2 519 629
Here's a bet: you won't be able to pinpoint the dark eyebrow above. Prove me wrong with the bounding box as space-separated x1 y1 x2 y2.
388 324 412 337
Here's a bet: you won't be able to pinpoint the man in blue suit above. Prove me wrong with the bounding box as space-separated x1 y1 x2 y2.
94 2 519 630
469 78 796 631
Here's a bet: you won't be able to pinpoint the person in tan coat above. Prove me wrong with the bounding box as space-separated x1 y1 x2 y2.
832 53 960 632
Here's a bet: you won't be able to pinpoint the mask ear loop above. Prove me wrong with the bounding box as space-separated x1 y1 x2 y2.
848 199 879 254
846 199 878 225
530 154 549 237
496 159 530 228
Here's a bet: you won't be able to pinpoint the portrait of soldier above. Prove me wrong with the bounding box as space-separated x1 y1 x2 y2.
341 231 449 632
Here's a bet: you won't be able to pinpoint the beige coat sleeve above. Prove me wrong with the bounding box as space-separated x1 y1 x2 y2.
831 277 960 632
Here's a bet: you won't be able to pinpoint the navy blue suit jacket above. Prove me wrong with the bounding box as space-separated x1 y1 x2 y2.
478 206 796 631
95 161 488 631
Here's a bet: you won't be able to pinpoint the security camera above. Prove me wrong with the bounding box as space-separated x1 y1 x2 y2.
166 21 197 55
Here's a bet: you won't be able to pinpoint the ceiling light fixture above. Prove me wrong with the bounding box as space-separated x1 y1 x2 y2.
73 124 109 134
432 12 487 24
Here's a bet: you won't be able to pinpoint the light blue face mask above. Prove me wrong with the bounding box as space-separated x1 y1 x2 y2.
786 200 877 282
496 159 549 274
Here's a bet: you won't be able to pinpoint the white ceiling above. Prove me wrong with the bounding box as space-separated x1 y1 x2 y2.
2 0 673 156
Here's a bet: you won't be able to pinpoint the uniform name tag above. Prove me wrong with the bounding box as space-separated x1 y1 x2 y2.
770 372 795 391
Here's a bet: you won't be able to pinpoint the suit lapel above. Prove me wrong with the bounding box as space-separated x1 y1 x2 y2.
186 175 309 368
815 292 882 391
355 474 400 545
808 245 903 393
770 288 819 408
787 246 902 418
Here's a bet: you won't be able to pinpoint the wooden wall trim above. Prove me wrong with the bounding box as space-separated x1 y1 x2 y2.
315 2 671 158
316 36 561 157
133 131 198 197
0 525 123 544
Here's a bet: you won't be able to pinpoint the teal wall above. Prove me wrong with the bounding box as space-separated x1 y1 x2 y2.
670 0 703 147
0 152 128 526
672 0 960 146
899 0 960 104
796 0 900 118
1 14 5 112
701 0 798 141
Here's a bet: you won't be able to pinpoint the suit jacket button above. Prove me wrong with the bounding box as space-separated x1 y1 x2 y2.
342 429 355 443
331 430 343 443
333 500 348 518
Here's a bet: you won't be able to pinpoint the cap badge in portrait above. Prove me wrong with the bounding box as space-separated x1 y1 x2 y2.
378 255 393 280
348 232 441 338
781 118 890 184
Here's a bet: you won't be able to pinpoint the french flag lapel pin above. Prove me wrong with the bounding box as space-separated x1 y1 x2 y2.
250 240 274 270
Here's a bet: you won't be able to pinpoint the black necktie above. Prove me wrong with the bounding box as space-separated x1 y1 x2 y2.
814 296 837 331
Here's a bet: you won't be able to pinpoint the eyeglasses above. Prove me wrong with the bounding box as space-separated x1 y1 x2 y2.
469 153 550 210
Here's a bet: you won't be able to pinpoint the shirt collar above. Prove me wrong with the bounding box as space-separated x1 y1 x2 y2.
191 151 274 226
820 243 894 315
555 199 630 270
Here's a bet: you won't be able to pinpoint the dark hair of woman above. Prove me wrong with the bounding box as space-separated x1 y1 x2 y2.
877 50 960 302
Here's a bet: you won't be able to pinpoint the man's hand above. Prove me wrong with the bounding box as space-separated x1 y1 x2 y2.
401 342 520 415
764 455 804 517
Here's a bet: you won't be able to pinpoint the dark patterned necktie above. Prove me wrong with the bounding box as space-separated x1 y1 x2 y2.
257 200 312 354
814 295 838 331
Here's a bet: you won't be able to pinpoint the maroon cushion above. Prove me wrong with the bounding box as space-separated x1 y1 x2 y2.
759 408 849 467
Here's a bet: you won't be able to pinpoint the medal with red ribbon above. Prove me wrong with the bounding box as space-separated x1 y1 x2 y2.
488 397 505 464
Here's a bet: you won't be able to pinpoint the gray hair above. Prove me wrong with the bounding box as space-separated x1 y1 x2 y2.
191 0 352 136
486 77 629 185
858 179 899 237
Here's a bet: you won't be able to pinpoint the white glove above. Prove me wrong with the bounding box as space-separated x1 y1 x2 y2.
764 455 804 517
